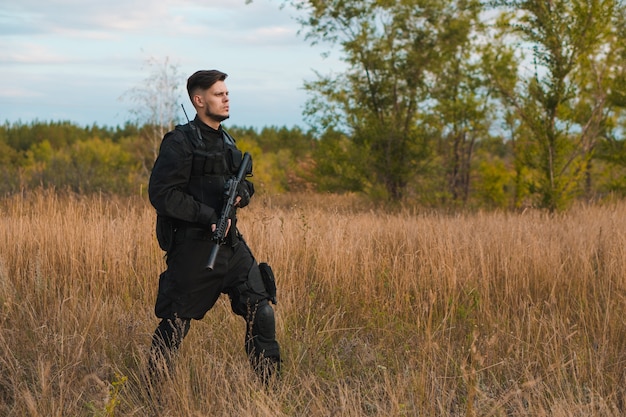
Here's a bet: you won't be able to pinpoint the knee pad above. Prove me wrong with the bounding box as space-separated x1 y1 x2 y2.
246 301 280 360
254 301 276 338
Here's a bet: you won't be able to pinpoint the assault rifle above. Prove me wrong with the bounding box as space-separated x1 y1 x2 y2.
206 152 252 270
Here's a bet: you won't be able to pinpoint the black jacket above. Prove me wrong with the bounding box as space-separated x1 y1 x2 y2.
148 116 253 231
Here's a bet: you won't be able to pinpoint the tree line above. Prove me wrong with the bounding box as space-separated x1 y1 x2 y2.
1 116 626 209
0 121 317 197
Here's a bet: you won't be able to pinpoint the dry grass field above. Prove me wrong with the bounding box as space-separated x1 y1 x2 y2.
1 190 625 416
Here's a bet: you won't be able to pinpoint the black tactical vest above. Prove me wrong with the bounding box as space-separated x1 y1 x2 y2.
175 123 244 212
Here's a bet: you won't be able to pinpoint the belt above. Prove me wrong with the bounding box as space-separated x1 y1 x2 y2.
177 227 211 241
177 226 240 246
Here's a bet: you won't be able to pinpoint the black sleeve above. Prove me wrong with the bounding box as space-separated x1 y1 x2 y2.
148 130 216 226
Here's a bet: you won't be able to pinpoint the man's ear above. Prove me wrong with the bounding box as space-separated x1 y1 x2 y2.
192 94 203 108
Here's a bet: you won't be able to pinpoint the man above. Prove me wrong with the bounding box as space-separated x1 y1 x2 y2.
147 70 280 383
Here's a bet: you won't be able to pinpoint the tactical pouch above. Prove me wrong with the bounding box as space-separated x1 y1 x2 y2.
156 215 175 252
192 149 228 175
258 262 277 305
227 148 243 173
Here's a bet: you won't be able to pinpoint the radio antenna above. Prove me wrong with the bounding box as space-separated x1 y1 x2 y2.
180 103 204 148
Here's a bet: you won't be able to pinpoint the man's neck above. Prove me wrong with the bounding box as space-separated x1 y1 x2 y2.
196 113 221 130
193 116 223 141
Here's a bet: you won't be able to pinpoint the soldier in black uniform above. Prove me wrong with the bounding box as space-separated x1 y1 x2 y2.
147 69 280 382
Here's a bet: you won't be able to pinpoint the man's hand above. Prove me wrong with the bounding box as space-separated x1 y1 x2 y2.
211 218 232 235
224 179 251 208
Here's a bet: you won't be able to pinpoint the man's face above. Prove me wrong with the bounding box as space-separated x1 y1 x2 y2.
197 80 230 124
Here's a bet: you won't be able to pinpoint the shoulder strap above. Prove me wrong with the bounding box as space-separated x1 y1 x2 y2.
175 123 205 149
177 123 235 149
222 129 236 146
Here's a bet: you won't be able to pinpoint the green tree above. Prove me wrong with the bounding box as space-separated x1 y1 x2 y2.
489 0 621 210
230 125 318 193
593 4 626 196
24 139 54 187
426 5 495 205
312 129 367 193
61 138 140 193
291 0 493 202
0 142 20 191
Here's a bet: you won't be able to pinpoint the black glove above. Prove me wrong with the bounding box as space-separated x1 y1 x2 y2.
223 179 253 208
236 182 251 208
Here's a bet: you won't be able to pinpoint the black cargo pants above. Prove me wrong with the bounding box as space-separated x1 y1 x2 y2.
149 226 280 378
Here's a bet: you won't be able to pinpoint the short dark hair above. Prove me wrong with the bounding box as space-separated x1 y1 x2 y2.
187 70 228 99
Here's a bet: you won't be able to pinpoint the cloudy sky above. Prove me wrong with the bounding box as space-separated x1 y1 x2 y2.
0 0 344 129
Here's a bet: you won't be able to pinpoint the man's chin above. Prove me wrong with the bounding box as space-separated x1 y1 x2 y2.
207 112 230 123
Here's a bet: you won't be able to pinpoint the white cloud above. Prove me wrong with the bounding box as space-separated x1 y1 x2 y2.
0 41 69 64
0 86 42 99
2 0 292 37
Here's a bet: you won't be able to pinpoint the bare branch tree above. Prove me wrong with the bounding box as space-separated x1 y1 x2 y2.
121 56 185 169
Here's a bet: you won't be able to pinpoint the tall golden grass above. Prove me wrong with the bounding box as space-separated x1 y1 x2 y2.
1 190 625 416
